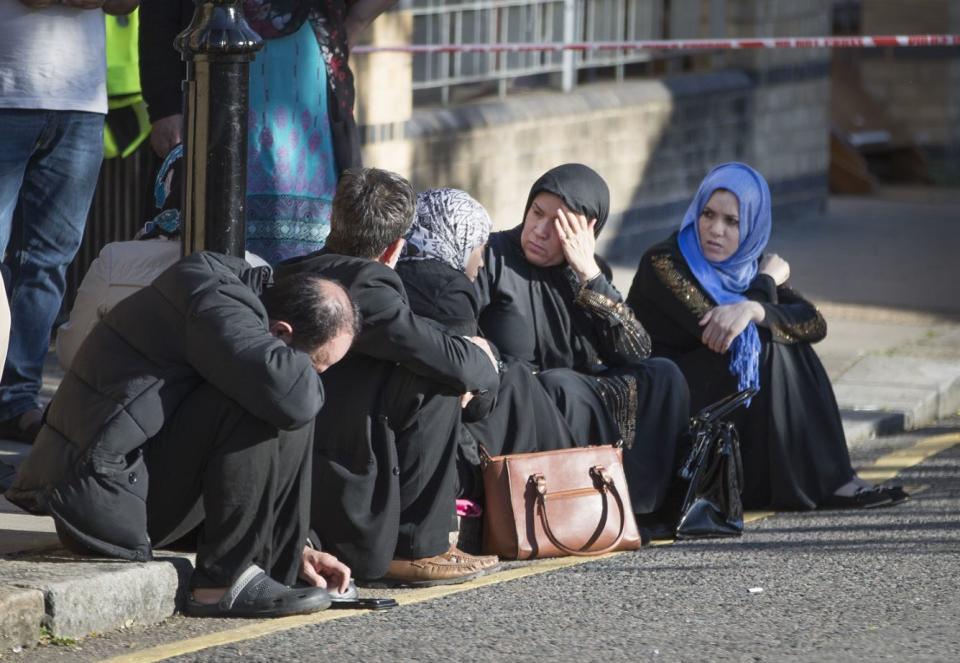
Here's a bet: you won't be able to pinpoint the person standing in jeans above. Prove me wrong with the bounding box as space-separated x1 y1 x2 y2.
0 0 139 442
0 275 12 490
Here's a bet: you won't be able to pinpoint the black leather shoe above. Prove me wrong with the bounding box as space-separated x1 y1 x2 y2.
0 460 16 493
881 485 910 505
185 565 331 618
636 520 676 542
0 410 42 444
822 486 894 510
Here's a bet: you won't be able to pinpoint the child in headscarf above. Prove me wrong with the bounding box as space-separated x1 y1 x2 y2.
628 162 907 510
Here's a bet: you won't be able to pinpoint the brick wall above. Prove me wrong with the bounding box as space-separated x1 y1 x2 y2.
360 65 829 266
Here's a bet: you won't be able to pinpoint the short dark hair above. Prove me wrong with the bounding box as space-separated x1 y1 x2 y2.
324 167 416 259
260 275 360 353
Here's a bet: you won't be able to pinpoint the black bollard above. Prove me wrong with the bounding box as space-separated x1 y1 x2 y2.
175 0 262 257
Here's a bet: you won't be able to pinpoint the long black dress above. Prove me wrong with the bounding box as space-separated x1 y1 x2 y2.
626 234 855 510
396 259 578 480
475 228 691 515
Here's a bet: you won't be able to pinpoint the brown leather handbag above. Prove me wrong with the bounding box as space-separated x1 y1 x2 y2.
480 445 642 560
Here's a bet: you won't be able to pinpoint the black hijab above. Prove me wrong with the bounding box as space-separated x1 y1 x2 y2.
522 163 610 235
478 163 615 372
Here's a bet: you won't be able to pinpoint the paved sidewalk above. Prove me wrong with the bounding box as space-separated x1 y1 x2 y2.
2 188 959 651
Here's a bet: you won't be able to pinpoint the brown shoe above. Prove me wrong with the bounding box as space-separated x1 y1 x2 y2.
444 546 500 572
370 547 500 588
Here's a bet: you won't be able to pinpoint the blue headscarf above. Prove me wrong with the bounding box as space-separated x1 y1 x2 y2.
677 162 772 397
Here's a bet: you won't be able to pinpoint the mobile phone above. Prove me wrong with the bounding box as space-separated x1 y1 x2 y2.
329 597 399 611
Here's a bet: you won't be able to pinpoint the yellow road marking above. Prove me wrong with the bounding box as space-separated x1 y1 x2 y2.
744 511 775 523
103 554 617 663
856 432 960 481
105 431 960 663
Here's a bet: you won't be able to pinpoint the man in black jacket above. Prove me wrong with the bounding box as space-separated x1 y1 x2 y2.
278 168 502 586
7 252 357 618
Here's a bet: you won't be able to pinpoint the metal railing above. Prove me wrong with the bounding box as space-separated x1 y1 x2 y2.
401 0 725 105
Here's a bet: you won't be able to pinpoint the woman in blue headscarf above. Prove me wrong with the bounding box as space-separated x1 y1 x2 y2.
627 163 906 510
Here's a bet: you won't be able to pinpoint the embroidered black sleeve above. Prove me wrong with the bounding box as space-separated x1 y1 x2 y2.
764 286 827 343
574 287 653 363
596 372 638 449
650 253 713 319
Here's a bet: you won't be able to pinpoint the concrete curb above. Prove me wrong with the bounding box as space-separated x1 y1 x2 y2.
0 549 194 649
840 410 905 448
835 356 960 443
0 585 44 651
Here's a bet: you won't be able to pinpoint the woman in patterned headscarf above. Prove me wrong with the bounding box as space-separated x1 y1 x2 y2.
396 188 579 499
627 162 907 510
397 188 494 335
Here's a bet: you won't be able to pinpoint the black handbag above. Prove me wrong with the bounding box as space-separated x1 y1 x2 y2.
675 388 757 540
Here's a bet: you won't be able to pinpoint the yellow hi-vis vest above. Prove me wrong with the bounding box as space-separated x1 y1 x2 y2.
104 10 150 159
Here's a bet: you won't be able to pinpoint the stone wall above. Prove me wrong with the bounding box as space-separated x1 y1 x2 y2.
723 0 831 214
856 0 960 179
354 0 833 266
398 73 757 264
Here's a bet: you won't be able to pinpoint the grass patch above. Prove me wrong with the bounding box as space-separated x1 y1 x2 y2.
39 625 79 648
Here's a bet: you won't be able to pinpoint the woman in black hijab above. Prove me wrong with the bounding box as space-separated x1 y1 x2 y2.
476 164 691 520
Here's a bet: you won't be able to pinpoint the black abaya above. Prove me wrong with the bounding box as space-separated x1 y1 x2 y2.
476 227 690 515
626 234 855 510
396 258 578 498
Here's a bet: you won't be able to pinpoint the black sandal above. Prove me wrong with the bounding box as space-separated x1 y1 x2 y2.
184 565 332 618
822 486 895 510
881 485 910 505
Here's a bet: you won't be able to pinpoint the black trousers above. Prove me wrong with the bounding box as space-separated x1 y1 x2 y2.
389 370 462 560
311 365 462 580
538 357 691 516
145 383 314 589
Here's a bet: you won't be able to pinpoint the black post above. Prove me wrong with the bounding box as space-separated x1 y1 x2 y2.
175 0 262 257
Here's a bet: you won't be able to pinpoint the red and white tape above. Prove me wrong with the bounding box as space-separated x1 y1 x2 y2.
353 34 959 54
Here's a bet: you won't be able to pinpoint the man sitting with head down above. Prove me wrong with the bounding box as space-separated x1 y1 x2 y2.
7 252 356 618
278 168 502 586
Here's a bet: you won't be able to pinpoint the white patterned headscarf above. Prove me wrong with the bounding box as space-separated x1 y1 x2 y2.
400 188 493 273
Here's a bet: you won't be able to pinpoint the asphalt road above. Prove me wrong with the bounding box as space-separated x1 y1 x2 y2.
24 421 960 663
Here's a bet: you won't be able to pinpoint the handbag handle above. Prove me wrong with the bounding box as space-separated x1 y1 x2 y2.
691 387 758 425
530 465 627 557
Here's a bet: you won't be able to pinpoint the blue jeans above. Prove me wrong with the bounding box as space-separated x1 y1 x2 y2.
0 109 104 421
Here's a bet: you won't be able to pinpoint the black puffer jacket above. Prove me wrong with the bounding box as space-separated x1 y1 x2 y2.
6 252 324 561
